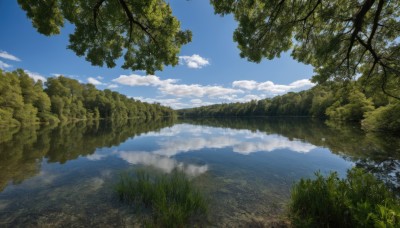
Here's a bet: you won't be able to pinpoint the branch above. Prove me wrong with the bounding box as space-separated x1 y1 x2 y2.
93 0 106 31
356 35 380 61
353 48 368 75
346 0 376 69
355 36 400 100
362 59 377 90
117 0 158 44
256 0 285 43
292 0 321 23
368 0 384 45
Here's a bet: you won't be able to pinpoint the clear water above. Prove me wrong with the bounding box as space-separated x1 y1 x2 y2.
0 118 399 226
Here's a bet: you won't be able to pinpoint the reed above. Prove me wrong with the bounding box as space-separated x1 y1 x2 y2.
115 169 207 227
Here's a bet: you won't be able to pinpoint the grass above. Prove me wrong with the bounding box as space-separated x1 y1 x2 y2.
289 167 400 227
115 169 208 227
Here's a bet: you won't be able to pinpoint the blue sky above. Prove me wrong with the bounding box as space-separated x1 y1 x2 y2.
0 1 314 109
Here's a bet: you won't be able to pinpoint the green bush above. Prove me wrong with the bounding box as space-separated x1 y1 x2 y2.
362 102 400 133
115 169 208 227
289 168 400 227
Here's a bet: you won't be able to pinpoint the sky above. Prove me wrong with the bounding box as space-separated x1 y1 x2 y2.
0 1 315 109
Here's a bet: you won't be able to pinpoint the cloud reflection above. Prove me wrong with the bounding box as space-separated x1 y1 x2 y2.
86 124 316 175
119 151 208 176
151 129 316 156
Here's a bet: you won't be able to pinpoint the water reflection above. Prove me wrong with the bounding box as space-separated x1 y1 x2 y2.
153 124 317 156
1 117 400 226
118 151 208 176
81 123 316 177
181 117 400 190
0 119 175 191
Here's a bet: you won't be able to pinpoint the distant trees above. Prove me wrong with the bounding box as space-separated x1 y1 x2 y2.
178 82 399 133
0 69 175 127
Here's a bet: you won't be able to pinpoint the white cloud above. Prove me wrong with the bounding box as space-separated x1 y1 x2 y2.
51 73 80 78
179 54 210 69
0 51 20 61
112 74 177 87
107 84 119 89
111 74 315 108
24 70 47 82
160 83 242 98
233 79 315 94
190 99 214 107
190 99 203 104
87 77 103 85
0 60 12 69
232 80 258 90
96 76 104 80
217 94 266 103
113 74 243 99
134 97 186 109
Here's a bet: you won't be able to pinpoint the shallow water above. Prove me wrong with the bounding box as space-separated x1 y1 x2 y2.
0 118 399 226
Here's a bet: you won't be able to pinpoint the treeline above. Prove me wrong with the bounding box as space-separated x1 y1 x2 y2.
0 69 175 126
178 82 400 133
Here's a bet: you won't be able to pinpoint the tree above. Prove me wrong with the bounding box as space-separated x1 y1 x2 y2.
362 101 400 133
211 0 400 98
325 88 375 122
18 0 192 74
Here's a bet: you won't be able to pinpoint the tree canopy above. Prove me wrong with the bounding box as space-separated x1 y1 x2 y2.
17 0 400 98
211 0 400 98
17 0 192 74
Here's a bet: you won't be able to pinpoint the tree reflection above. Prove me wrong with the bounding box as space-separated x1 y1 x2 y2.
0 118 175 191
181 117 400 191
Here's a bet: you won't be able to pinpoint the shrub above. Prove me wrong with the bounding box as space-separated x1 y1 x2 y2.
115 169 207 227
289 168 400 227
362 102 400 133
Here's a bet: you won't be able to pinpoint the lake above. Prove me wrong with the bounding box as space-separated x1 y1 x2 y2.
1 117 399 226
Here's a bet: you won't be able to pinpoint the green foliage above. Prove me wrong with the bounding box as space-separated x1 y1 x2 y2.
289 168 400 228
211 0 400 97
362 101 400 133
325 87 375 121
17 0 191 74
0 69 176 127
116 169 207 227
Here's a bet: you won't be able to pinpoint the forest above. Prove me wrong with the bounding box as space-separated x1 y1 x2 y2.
0 69 176 127
179 81 400 133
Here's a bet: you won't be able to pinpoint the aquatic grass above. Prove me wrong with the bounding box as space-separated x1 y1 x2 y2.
289 168 400 227
115 169 208 227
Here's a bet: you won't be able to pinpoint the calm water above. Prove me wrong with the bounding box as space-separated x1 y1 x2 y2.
0 118 399 226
